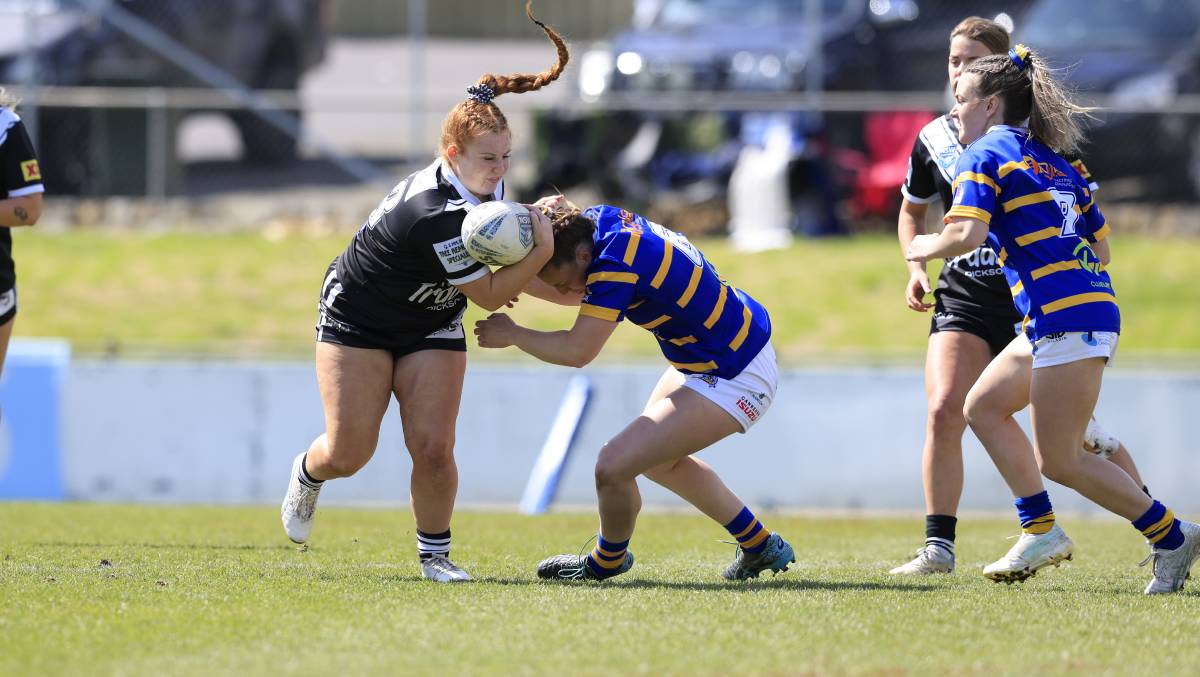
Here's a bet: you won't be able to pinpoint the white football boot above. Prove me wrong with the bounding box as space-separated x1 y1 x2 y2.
421 554 473 582
1143 521 1200 594
983 524 1074 583
889 545 954 575
1083 417 1120 458
280 452 322 544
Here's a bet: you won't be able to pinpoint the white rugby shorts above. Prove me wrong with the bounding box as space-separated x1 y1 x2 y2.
680 341 778 432
1031 331 1119 369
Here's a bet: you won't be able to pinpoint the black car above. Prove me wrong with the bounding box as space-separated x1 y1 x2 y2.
0 0 330 194
1016 0 1200 200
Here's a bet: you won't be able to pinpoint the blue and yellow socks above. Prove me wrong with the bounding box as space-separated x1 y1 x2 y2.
1134 500 1184 550
585 535 630 578
1015 491 1056 535
724 506 770 554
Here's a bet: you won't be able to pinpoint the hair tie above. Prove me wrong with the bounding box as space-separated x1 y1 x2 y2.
466 83 495 105
1008 44 1030 72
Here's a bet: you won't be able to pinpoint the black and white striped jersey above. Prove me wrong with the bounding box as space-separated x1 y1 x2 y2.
0 106 44 292
326 158 502 338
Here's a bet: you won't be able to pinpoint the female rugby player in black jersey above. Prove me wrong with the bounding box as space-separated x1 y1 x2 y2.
891 17 1146 576
280 3 570 582
0 91 44 389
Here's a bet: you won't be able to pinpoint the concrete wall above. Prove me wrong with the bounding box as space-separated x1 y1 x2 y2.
4 344 1198 513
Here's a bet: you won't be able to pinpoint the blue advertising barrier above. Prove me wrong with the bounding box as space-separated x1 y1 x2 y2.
0 339 69 499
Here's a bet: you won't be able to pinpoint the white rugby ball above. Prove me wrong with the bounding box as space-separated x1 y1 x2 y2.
461 200 534 266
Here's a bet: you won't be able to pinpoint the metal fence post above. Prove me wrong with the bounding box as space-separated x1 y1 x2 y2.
146 88 169 199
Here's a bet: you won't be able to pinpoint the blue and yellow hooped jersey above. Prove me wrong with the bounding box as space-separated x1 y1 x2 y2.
577 205 771 379
945 125 1119 339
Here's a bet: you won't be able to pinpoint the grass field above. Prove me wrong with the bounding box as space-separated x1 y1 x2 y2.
10 230 1200 362
4 504 1199 675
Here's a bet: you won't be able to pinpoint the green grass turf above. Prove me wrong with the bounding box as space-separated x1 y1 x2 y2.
10 230 1200 362
3 504 1198 675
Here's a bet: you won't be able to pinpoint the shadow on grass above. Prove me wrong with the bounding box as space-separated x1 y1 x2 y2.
473 576 937 593
31 541 292 552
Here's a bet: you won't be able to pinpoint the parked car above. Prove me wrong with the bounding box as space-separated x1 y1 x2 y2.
1015 0 1200 200
538 0 1042 227
0 0 331 194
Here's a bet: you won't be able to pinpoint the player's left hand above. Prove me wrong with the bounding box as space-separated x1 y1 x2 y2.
905 234 939 263
474 313 518 348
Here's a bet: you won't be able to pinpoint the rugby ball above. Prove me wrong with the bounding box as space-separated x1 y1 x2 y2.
461 200 534 266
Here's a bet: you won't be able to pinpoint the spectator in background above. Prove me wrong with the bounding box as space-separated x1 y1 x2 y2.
890 18 1147 577
278 2 572 583
0 90 45 388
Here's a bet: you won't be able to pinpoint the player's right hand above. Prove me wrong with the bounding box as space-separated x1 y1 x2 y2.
905 271 934 312
524 202 554 253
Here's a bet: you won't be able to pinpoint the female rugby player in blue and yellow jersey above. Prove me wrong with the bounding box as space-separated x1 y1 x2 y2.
907 45 1200 594
474 200 795 581
890 17 1148 577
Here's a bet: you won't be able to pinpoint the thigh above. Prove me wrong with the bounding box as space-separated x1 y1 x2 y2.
602 386 742 480
1029 357 1105 459
642 367 685 413
392 349 467 445
316 341 395 451
966 335 1033 417
924 329 993 403
0 315 12 378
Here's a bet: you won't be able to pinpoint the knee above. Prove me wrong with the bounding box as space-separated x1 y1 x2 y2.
928 392 968 435
320 433 377 478
323 451 370 479
406 435 456 471
1038 453 1081 486
594 444 634 489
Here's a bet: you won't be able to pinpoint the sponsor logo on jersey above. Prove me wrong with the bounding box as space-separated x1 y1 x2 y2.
20 159 40 182
736 396 760 422
1072 241 1103 275
947 245 1001 274
1081 332 1098 346
432 236 476 273
408 280 463 309
0 288 14 315
425 314 466 340
697 374 719 389
1022 155 1067 181
1044 332 1067 343
937 145 958 171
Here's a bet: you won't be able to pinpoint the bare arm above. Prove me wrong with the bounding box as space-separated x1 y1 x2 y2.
1092 236 1111 266
897 198 933 311
906 216 988 262
523 275 582 306
456 246 554 312
456 205 555 312
0 193 42 227
474 312 617 368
